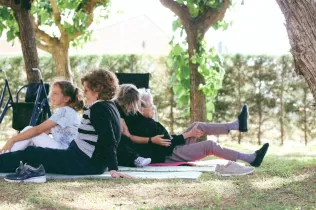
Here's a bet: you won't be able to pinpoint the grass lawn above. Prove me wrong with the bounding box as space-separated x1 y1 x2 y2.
0 141 315 210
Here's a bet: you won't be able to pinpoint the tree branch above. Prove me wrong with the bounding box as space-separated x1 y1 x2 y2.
31 16 59 47
49 0 65 35
0 0 10 7
36 41 53 53
159 0 191 23
198 0 230 34
69 0 107 41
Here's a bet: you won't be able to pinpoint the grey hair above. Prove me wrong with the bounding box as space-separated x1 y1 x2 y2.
139 88 158 121
139 88 153 107
114 84 140 115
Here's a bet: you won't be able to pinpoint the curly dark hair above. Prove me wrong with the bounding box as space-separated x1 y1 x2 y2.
81 69 119 101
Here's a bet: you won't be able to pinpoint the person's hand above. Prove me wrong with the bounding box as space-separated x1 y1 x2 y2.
109 170 134 178
152 135 171 147
0 139 14 154
188 124 204 138
120 119 131 138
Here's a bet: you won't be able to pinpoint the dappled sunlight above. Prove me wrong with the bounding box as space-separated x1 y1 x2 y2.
201 179 238 197
251 173 311 190
0 202 29 210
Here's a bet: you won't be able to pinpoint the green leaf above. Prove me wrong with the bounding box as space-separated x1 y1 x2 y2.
6 30 15 41
0 8 11 19
172 44 184 56
179 95 190 106
41 12 49 24
172 19 182 31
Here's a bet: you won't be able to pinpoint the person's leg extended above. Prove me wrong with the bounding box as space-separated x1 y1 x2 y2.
0 144 90 174
10 126 33 152
182 104 249 137
165 141 269 167
182 121 240 145
31 133 61 149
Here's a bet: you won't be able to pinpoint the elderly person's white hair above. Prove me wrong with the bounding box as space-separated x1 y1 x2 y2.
138 88 153 108
138 88 158 121
114 84 140 115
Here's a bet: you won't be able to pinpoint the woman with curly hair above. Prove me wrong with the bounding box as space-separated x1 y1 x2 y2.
0 69 131 182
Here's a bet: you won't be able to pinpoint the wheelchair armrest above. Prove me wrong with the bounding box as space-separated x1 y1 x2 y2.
16 85 29 103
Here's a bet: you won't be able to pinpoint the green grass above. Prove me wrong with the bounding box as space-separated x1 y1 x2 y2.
0 142 315 209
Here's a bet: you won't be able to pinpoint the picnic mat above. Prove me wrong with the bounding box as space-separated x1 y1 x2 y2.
119 159 246 172
0 160 245 181
0 171 202 180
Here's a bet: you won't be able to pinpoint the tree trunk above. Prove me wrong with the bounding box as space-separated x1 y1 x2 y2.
280 64 285 145
303 85 308 146
186 29 206 123
276 1 316 100
169 86 174 134
14 9 40 83
237 59 242 144
257 99 262 145
52 44 73 82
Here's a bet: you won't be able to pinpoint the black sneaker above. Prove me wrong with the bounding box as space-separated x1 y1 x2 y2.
238 104 249 132
250 143 269 167
4 161 46 183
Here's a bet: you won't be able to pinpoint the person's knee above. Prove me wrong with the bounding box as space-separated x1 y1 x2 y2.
195 122 204 130
204 140 217 152
31 135 42 145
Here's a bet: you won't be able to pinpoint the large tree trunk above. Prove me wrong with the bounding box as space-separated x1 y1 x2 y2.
276 1 316 100
187 29 206 123
159 0 229 124
14 8 40 83
51 44 73 82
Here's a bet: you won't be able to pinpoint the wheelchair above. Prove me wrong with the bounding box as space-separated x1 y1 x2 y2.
0 68 51 132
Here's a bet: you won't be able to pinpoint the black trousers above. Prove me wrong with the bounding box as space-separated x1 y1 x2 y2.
116 136 139 167
0 141 104 175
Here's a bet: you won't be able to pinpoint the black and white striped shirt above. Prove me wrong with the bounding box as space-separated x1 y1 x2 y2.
74 101 121 171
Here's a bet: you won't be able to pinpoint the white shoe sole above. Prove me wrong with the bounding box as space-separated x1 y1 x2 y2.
4 176 47 183
135 158 152 167
215 169 255 177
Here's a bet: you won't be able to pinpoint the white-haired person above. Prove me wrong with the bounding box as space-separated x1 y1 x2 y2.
119 85 269 175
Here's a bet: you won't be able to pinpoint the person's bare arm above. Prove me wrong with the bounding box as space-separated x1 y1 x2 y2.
1 120 57 152
121 118 171 147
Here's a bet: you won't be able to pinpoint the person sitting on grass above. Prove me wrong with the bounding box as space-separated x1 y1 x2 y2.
113 84 152 167
118 85 269 175
0 69 131 183
1 80 83 153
